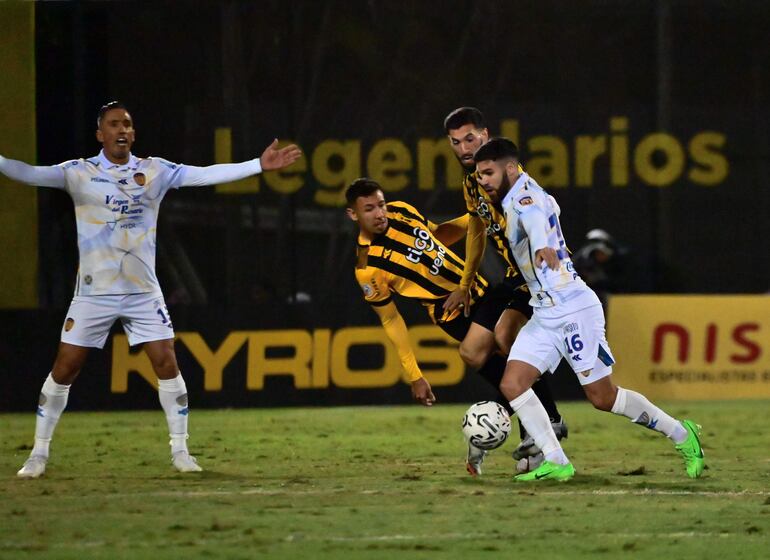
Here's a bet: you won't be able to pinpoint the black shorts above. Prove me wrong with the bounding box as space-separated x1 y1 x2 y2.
437 278 532 341
469 278 532 332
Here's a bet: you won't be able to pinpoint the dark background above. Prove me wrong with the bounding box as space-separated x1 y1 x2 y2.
33 0 770 309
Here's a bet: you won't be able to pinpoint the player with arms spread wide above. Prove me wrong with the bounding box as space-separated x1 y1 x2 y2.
0 101 301 478
472 137 705 482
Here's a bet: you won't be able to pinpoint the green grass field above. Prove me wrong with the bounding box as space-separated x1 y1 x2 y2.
1 401 768 560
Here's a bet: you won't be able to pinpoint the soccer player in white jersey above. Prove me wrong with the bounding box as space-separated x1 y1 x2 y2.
472 137 705 482
0 101 301 478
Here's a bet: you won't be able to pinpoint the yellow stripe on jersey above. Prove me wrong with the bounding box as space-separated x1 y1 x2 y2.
462 169 526 287
355 201 487 324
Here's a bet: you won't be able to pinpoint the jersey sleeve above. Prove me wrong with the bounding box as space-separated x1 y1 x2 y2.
173 159 263 189
0 155 66 189
461 214 486 288
462 175 477 214
371 300 422 382
515 193 550 252
149 158 188 190
355 267 392 306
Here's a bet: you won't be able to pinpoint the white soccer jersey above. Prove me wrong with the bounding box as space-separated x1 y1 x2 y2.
0 150 262 296
500 172 600 314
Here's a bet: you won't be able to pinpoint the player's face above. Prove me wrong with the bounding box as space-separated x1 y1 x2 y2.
476 159 512 203
347 190 388 236
447 124 489 170
96 108 135 164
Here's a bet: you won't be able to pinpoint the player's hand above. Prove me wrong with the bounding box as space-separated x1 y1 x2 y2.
411 377 436 407
260 139 302 171
443 287 471 317
535 247 560 271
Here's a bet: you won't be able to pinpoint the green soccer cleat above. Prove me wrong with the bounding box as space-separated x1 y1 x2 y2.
675 419 705 479
514 460 575 482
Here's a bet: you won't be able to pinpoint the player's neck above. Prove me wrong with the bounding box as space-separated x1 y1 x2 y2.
503 170 522 198
358 228 375 243
103 150 131 165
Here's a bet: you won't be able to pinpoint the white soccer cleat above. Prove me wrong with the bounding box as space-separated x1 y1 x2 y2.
466 443 487 477
172 451 203 473
515 451 545 474
17 455 47 479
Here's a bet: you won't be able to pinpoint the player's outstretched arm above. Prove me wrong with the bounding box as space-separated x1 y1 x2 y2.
431 213 469 247
178 139 301 187
259 139 302 171
372 301 436 406
443 214 486 317
0 155 66 188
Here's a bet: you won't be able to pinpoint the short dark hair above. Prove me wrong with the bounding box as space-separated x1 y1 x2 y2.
97 100 130 127
345 177 383 207
473 137 519 163
444 107 486 133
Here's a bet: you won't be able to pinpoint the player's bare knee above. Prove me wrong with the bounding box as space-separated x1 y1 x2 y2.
150 353 179 379
586 387 616 411
52 354 86 384
51 365 80 385
499 375 525 401
458 343 485 369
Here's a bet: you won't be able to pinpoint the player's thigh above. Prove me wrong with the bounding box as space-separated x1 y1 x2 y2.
557 305 616 387
120 293 175 347
494 308 528 353
459 322 497 368
60 295 120 350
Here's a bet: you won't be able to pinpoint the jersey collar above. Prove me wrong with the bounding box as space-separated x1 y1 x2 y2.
94 149 140 170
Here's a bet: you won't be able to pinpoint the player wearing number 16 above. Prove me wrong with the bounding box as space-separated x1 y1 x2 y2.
0 101 301 478
473 138 705 482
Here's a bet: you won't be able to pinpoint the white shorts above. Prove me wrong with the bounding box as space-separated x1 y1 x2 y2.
60 292 175 349
508 304 615 386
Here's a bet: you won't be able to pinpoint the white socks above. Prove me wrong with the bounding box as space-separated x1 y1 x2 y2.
611 386 687 444
31 373 71 458
510 389 569 465
158 374 191 455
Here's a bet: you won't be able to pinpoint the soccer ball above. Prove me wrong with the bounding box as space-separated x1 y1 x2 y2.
462 401 512 450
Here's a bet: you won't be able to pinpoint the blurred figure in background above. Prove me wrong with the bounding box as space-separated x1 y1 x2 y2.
572 229 628 309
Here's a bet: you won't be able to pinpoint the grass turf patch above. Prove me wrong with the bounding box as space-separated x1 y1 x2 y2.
1 400 768 559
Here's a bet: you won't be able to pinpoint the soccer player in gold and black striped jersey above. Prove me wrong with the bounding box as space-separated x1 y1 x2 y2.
442 107 567 469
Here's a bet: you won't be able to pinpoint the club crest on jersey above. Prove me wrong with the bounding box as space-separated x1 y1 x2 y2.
518 196 534 206
361 283 374 297
133 173 146 186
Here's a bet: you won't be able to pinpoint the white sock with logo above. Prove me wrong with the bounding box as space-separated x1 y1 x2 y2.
30 373 71 458
611 386 687 443
158 374 190 455
510 389 570 465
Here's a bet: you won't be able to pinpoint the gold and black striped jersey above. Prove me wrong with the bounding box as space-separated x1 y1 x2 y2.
462 169 526 288
355 201 488 324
